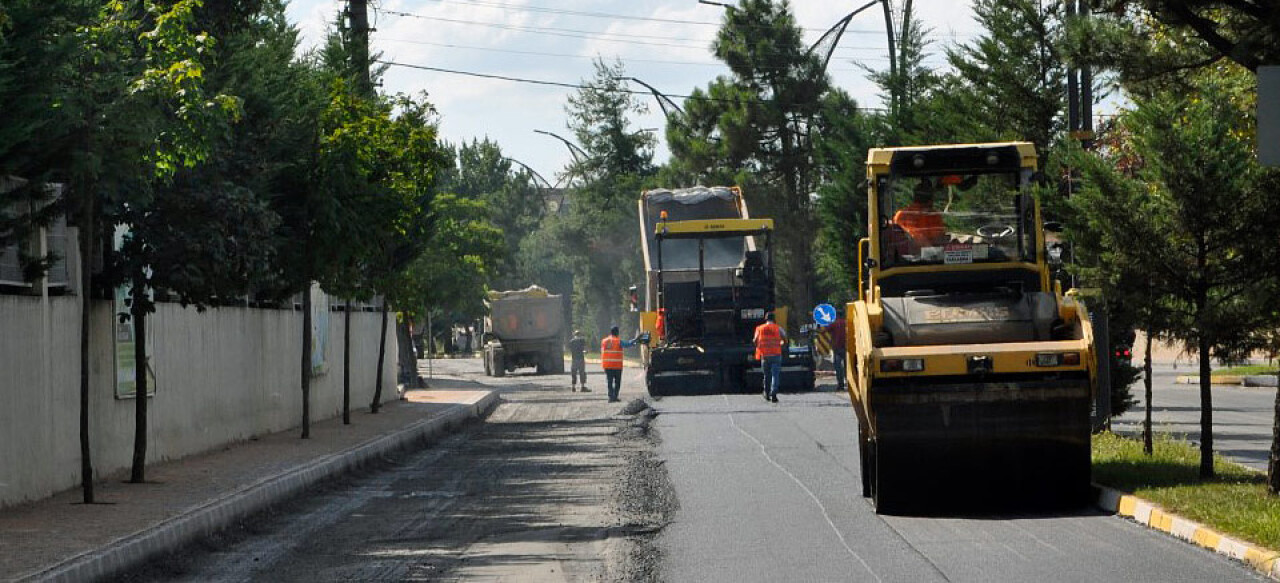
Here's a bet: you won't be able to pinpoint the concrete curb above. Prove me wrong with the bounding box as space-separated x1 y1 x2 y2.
1096 484 1280 581
19 392 501 583
1175 375 1279 387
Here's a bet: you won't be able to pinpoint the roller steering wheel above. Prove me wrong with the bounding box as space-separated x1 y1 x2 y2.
976 224 1015 239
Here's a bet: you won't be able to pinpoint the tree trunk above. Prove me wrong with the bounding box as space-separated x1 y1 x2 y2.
343 299 351 425
371 299 389 413
129 281 148 483
77 181 95 504
790 232 815 327
301 287 311 439
1198 335 1214 478
1143 331 1153 456
1270 366 1279 494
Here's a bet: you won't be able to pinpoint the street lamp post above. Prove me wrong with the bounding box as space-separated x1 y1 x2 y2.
533 130 588 166
502 157 559 189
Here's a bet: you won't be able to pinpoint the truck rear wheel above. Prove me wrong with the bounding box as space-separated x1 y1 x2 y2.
492 352 505 377
484 351 492 376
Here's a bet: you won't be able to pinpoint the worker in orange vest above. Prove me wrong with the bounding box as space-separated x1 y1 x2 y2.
753 312 787 402
601 325 641 402
893 178 947 251
654 308 666 344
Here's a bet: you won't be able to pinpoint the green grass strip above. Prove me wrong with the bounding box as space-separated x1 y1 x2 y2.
1093 432 1280 550
1212 365 1278 376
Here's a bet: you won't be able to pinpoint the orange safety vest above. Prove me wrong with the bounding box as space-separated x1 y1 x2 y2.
753 322 784 360
893 202 947 248
601 335 624 370
655 311 666 342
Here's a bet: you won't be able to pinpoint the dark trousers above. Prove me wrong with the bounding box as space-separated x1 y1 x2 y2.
605 369 622 400
832 348 846 391
762 355 782 398
571 358 587 386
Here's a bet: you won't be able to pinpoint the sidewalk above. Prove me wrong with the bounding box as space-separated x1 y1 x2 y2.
1 387 498 583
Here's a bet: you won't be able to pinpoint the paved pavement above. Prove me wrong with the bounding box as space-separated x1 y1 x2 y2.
0 379 496 583
653 386 1265 582
1112 364 1277 471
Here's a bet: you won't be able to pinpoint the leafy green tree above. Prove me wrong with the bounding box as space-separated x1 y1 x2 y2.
107 0 297 484
54 0 241 500
1083 1 1277 74
384 191 503 372
436 138 545 289
361 96 442 413
1068 68 1280 478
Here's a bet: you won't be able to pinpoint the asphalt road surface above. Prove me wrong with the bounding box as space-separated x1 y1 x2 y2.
1112 363 1277 471
123 358 1264 582
653 384 1263 582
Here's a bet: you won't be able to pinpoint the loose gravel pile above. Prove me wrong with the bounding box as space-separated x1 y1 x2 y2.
605 399 678 583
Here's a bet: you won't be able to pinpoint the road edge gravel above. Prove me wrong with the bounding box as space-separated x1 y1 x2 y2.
605 399 677 583
1095 484 1280 581
20 392 500 583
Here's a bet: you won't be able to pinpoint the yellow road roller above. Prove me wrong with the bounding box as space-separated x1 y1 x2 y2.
847 142 1096 514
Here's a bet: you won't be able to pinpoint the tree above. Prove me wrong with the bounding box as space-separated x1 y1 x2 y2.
105 0 286 484
812 90 875 300
942 0 1067 158
50 0 240 500
437 138 545 289
667 0 830 316
383 191 503 345
362 96 442 413
1068 68 1280 478
1094 1 1277 73
114 173 275 482
0 2 83 255
559 59 654 337
862 0 944 144
1062 1 1276 101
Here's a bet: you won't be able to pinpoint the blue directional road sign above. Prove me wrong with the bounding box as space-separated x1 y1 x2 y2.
813 303 836 327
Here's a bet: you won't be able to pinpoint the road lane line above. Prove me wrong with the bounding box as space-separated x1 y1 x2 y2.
722 396 884 583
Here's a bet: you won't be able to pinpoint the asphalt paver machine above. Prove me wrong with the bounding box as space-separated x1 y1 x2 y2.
637 186 814 396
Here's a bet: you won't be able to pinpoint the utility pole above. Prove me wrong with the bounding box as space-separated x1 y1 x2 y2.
1065 0 1107 429
349 0 373 97
882 0 897 122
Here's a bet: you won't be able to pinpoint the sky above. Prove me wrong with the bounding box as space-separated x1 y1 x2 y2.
283 0 984 185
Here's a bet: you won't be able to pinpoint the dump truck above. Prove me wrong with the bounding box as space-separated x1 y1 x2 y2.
482 286 565 377
636 186 815 396
848 142 1096 513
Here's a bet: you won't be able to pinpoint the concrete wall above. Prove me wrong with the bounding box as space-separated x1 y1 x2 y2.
0 294 396 509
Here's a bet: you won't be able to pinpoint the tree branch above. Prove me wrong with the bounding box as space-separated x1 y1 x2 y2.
1165 3 1261 70
1215 0 1268 20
